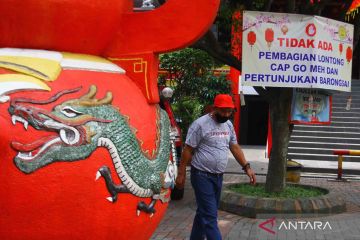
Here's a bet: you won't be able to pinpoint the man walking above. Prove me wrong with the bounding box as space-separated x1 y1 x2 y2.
175 94 256 240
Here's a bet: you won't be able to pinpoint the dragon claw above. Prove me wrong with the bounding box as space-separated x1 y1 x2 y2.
137 201 156 216
106 197 114 202
150 213 154 218
137 210 140 216
95 171 101 181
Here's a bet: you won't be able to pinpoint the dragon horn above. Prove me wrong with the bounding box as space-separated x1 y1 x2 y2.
80 85 97 100
97 92 113 105
11 87 82 106
75 86 113 106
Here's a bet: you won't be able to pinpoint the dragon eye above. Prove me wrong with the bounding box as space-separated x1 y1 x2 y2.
61 106 83 118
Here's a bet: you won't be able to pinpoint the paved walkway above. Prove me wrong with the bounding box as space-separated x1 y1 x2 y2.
151 146 360 240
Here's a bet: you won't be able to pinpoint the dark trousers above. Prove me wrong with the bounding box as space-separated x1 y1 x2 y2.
190 167 223 240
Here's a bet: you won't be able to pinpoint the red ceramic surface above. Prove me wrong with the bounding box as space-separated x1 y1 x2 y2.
0 0 131 54
0 0 221 238
0 67 165 240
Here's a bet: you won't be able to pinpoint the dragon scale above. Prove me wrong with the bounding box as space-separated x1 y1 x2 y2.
98 108 171 197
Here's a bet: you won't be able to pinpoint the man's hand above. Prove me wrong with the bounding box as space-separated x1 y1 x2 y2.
245 168 256 185
175 144 194 190
229 144 256 185
175 170 186 189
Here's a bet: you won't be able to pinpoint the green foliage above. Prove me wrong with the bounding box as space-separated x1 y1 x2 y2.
230 183 327 199
217 2 234 27
159 48 231 138
252 0 266 10
200 74 231 104
171 97 204 140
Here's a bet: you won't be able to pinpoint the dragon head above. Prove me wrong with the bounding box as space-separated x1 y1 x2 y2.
8 85 119 173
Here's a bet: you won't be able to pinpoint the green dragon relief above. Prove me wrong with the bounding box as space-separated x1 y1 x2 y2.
8 85 176 215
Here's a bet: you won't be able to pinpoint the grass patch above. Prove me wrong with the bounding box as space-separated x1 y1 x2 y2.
229 183 327 199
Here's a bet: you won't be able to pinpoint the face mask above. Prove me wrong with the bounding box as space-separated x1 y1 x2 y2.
214 113 230 123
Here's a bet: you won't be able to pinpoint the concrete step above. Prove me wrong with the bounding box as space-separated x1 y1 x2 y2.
290 130 360 140
328 120 360 127
332 97 360 103
294 124 360 133
332 111 360 117
329 122 360 127
332 102 360 108
288 146 353 155
287 152 360 162
332 106 360 111
333 110 360 114
294 125 360 130
289 141 360 149
287 80 360 165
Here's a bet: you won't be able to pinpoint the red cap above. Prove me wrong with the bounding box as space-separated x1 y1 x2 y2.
213 94 235 108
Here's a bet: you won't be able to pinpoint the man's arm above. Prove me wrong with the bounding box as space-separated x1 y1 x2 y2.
229 143 256 185
175 144 194 189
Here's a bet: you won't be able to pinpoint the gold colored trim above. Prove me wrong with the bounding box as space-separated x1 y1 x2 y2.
108 57 149 99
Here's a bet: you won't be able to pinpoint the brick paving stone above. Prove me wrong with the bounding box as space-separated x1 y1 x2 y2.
225 228 239 240
152 172 360 240
249 225 259 239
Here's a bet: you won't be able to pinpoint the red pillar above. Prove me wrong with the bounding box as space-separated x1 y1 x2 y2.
229 10 242 139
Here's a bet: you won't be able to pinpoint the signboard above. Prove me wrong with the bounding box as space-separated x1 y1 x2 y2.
290 88 332 125
241 11 354 92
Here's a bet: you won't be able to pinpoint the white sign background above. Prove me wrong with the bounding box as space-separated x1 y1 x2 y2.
241 11 354 92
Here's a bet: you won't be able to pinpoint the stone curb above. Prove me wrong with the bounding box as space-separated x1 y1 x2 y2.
219 183 346 218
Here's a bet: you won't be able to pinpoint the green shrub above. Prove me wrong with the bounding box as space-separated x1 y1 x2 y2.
159 48 231 138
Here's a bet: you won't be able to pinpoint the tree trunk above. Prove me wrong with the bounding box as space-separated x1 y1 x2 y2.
265 88 293 193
